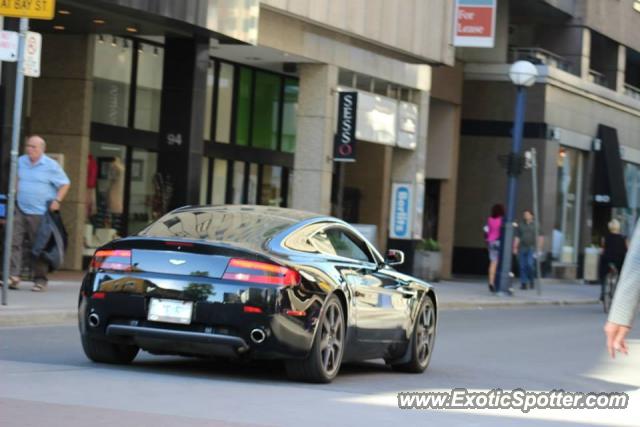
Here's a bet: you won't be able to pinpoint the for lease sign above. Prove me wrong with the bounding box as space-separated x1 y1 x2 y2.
453 0 496 48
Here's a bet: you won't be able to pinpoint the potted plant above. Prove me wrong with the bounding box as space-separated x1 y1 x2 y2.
414 238 442 282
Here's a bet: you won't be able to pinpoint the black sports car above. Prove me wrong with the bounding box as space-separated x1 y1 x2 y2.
79 205 437 383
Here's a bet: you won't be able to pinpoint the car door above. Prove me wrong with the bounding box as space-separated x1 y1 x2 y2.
312 226 408 342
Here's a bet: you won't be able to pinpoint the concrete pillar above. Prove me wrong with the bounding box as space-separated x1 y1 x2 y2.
616 44 627 94
388 90 429 273
435 106 461 279
291 64 338 215
157 37 208 209
580 28 591 80
29 35 94 270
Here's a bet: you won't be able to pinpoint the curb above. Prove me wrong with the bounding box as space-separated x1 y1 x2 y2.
439 299 600 310
0 310 77 327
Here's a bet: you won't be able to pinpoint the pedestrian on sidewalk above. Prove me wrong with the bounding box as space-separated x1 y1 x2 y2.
604 218 640 359
513 209 543 290
485 203 504 293
3 135 70 292
599 219 627 301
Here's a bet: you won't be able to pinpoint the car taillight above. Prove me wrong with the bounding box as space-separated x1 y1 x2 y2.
223 258 300 286
91 249 132 272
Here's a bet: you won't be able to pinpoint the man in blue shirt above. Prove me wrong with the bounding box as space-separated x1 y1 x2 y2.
6 135 70 292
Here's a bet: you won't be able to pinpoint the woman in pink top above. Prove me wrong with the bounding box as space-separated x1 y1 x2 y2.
486 204 504 292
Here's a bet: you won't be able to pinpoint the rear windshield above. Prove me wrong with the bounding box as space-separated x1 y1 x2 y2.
139 208 295 248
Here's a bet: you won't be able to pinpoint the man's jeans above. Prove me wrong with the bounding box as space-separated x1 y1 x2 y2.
10 208 49 284
519 248 535 285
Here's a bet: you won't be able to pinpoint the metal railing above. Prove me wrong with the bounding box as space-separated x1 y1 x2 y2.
588 69 609 87
624 83 640 101
509 47 572 72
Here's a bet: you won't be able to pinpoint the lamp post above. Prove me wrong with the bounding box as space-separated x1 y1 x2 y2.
496 61 538 296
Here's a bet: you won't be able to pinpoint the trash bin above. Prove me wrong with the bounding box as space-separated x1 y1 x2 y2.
583 246 600 283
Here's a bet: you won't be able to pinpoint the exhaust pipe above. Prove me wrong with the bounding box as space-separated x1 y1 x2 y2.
250 328 266 344
88 313 100 328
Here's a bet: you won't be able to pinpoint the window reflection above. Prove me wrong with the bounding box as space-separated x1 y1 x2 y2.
216 63 234 143
212 159 228 205
92 35 132 126
128 149 158 234
135 42 164 131
203 60 215 140
553 147 583 263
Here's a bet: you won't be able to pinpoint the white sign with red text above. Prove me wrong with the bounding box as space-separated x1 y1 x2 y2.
453 0 497 48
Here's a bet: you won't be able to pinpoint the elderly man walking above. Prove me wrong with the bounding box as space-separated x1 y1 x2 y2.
5 135 70 292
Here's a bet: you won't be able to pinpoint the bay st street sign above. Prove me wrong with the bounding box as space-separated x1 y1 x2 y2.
0 0 55 20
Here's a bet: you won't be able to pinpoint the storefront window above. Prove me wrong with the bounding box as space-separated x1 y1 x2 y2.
86 143 127 249
92 35 132 126
282 79 298 153
232 161 245 203
203 61 215 140
261 165 283 206
613 163 640 237
216 63 234 143
128 149 158 234
200 157 210 205
212 159 228 204
248 163 259 203
553 147 583 263
252 71 281 150
135 43 164 131
235 67 252 146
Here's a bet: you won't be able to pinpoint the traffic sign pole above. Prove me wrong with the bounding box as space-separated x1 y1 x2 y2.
2 17 28 306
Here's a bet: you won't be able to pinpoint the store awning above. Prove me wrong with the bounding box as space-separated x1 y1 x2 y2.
593 124 628 208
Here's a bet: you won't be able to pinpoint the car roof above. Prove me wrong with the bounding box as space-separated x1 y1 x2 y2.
173 204 324 223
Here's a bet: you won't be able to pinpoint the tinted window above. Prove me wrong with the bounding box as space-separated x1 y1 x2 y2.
311 228 373 263
140 207 295 248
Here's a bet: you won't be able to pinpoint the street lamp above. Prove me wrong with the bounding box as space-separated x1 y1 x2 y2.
496 61 538 296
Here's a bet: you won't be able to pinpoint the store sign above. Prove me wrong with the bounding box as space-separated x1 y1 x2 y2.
0 0 55 20
389 183 413 239
397 101 418 150
453 0 497 48
0 30 18 62
334 91 358 162
356 91 396 146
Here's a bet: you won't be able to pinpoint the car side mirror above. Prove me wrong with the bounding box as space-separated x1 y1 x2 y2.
385 249 405 266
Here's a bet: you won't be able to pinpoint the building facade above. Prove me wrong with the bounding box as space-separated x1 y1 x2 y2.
454 0 640 278
0 0 458 272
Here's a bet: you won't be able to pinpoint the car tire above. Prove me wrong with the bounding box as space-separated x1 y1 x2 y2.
392 296 436 373
285 294 345 383
81 334 139 364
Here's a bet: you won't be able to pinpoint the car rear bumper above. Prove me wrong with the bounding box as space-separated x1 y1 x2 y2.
79 272 324 360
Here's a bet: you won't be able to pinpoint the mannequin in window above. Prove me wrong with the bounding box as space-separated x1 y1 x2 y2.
107 156 125 233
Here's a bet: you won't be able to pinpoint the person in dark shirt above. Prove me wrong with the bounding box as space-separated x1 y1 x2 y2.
599 219 628 301
514 209 542 290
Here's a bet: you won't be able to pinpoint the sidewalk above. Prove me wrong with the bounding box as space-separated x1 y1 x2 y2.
0 271 601 327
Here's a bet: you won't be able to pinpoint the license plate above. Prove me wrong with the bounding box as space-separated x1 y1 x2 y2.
147 298 193 325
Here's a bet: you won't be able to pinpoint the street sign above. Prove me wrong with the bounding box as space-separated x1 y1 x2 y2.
0 30 18 62
0 0 55 20
23 31 41 77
